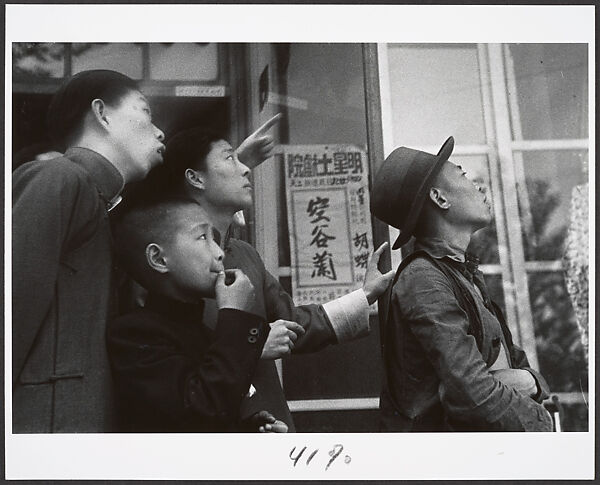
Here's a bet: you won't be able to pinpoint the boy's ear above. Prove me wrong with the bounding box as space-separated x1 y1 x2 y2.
146 243 169 274
429 187 451 210
90 98 109 130
184 168 205 190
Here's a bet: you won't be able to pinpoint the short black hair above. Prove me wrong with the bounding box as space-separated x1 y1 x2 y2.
47 69 139 149
111 196 202 292
163 127 226 187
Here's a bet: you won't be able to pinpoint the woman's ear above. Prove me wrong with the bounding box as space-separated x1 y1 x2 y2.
184 168 205 190
146 243 169 274
429 187 451 210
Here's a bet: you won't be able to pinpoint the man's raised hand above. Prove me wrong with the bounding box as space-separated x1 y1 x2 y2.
236 113 283 169
362 241 395 305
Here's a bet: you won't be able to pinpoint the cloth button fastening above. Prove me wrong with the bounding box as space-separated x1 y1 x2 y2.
249 328 259 336
248 336 257 344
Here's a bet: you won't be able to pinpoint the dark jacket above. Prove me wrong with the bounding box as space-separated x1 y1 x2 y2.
12 148 123 432
380 237 553 432
208 238 340 431
107 293 268 432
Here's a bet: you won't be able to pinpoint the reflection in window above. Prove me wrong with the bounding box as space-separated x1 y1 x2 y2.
386 44 486 146
149 43 219 81
506 44 588 140
72 43 143 79
518 150 586 261
527 271 587 395
13 43 64 78
278 43 367 145
275 43 376 402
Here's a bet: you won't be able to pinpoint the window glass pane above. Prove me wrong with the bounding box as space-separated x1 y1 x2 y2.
558 403 589 432
284 316 382 400
149 43 219 81
282 44 367 145
13 43 64 79
274 43 374 399
527 271 588 394
506 44 588 140
386 44 487 146
72 43 143 79
517 150 587 261
275 43 369 270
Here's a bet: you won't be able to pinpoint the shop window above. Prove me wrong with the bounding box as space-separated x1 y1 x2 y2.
517 150 587 261
148 43 219 81
13 43 64 79
386 44 487 146
503 43 589 426
267 44 378 403
71 43 144 79
507 44 588 140
527 271 588 393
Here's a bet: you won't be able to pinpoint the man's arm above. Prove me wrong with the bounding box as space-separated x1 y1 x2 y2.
261 242 392 354
107 308 267 429
399 258 553 431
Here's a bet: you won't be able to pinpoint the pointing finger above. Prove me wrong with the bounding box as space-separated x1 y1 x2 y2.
254 113 283 135
373 241 389 257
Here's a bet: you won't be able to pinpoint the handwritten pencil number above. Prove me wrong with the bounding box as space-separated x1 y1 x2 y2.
290 444 350 470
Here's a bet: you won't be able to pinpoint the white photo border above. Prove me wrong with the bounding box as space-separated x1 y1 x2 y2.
4 3 595 480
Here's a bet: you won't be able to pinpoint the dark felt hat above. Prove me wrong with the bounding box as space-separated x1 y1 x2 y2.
370 136 454 250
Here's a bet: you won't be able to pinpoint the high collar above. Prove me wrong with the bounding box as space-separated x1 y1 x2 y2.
64 147 124 208
145 292 206 324
415 236 482 282
414 237 467 263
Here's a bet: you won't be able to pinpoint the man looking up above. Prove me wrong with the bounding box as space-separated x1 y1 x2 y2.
137 126 394 431
371 137 553 432
12 69 165 432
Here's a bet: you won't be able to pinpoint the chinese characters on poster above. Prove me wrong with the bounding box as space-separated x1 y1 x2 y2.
283 145 373 305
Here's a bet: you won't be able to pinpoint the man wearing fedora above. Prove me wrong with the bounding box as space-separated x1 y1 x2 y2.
371 137 553 432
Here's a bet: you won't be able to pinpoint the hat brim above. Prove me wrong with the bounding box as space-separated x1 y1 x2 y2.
392 136 455 250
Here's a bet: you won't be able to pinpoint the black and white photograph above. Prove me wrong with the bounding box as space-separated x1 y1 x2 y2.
4 3 595 481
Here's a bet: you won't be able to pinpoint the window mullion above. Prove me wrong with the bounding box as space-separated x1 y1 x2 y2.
487 43 539 369
477 43 520 338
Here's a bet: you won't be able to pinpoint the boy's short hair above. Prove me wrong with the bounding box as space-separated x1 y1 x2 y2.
163 127 226 181
47 69 139 149
112 196 201 292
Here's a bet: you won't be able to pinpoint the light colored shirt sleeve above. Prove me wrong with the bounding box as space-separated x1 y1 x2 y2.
322 289 370 342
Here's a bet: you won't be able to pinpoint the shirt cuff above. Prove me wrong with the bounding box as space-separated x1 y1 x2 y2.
322 289 370 343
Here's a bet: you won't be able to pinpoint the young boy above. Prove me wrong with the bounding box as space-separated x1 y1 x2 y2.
108 196 282 432
12 69 165 432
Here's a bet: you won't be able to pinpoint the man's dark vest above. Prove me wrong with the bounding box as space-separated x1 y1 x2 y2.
380 250 516 424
